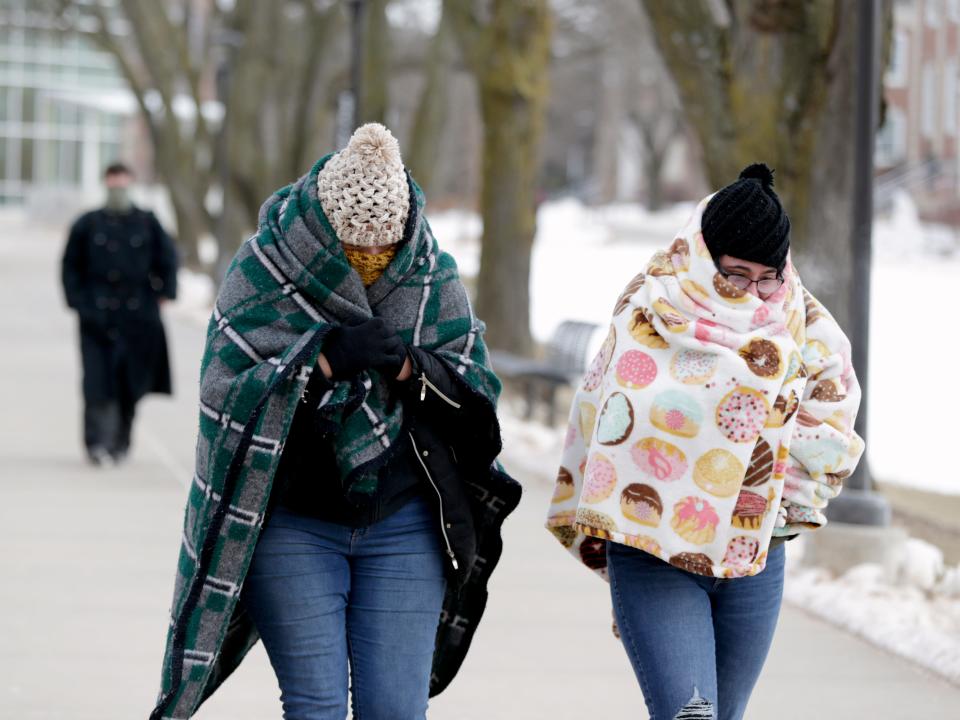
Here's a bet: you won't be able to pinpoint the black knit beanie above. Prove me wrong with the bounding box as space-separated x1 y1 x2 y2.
701 163 791 272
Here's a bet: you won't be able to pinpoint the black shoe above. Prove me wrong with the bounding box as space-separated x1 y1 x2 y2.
110 447 129 465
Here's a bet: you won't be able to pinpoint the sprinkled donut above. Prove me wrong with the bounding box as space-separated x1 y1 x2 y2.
615 349 658 389
577 508 617 535
811 379 845 402
669 348 719 385
713 272 749 303
716 386 770 443
669 551 715 575
723 536 760 568
581 453 618 503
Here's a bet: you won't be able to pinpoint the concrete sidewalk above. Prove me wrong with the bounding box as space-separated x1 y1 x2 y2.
1 214 957 719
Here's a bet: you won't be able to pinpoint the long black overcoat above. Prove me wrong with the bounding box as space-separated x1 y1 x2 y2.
61 206 178 403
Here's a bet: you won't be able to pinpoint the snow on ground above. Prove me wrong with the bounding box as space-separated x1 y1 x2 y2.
784 538 960 685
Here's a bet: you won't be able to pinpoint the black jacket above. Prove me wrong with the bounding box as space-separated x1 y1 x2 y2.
61 206 178 402
278 344 511 589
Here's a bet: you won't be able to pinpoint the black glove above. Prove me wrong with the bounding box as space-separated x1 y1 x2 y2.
322 317 406 381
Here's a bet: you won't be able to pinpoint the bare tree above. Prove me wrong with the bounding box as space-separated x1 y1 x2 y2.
359 0 391 125
406 6 454 196
445 0 552 356
639 0 892 329
49 0 345 271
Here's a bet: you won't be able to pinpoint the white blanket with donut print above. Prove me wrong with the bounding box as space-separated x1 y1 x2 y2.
546 195 864 579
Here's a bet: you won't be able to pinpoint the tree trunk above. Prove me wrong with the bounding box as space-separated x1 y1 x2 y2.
475 83 542 356
407 9 453 195
360 0 390 125
447 0 552 356
640 0 890 333
643 144 665 212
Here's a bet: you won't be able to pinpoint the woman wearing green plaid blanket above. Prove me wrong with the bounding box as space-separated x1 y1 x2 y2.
150 124 520 720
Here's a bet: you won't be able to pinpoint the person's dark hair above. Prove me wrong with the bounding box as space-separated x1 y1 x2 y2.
104 162 133 179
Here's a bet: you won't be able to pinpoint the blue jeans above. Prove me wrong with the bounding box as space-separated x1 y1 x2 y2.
607 541 786 720
240 495 446 720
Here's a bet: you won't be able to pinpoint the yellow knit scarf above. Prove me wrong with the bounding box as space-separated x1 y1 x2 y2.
344 246 398 287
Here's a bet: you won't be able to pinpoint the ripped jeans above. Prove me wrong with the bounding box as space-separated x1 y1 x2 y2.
607 541 786 720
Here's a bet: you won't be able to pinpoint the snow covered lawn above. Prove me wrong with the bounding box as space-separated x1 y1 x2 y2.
784 538 960 685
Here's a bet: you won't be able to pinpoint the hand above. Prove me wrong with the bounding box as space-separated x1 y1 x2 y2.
321 317 406 381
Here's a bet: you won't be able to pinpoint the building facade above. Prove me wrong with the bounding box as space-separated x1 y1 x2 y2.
0 0 129 208
878 0 960 220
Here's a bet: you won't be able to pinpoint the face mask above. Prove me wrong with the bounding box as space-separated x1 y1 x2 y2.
106 186 132 212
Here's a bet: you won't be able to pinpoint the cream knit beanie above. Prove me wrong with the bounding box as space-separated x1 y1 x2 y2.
317 123 410 248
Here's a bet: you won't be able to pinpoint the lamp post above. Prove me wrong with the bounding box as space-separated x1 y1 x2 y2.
824 0 891 527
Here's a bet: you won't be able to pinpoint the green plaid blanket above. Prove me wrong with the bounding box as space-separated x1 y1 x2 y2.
150 156 514 718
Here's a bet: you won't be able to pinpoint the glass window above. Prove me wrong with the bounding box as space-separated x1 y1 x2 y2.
922 63 936 138
886 31 909 87
64 139 81 184
20 136 33 181
21 86 35 123
0 138 8 180
945 60 957 136
877 106 907 166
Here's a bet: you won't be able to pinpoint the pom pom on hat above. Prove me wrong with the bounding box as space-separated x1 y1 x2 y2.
738 162 775 188
701 162 790 272
317 123 410 248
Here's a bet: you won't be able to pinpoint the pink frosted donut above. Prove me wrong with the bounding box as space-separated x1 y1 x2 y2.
723 536 760 567
669 349 718 385
716 386 770 444
582 453 617 503
582 325 616 391
631 437 688 483
615 350 658 389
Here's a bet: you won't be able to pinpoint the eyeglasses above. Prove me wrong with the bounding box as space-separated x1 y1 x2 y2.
719 271 783 298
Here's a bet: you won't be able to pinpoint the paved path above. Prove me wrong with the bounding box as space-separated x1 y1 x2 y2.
1 212 957 719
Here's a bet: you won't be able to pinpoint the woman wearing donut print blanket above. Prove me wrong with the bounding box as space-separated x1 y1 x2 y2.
546 164 864 720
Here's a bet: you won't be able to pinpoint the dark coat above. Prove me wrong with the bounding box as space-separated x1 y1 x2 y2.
277 343 513 590
61 206 178 403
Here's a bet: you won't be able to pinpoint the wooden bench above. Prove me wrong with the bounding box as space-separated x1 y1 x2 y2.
491 320 600 426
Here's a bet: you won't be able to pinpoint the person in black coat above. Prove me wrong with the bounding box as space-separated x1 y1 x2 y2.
61 162 179 465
